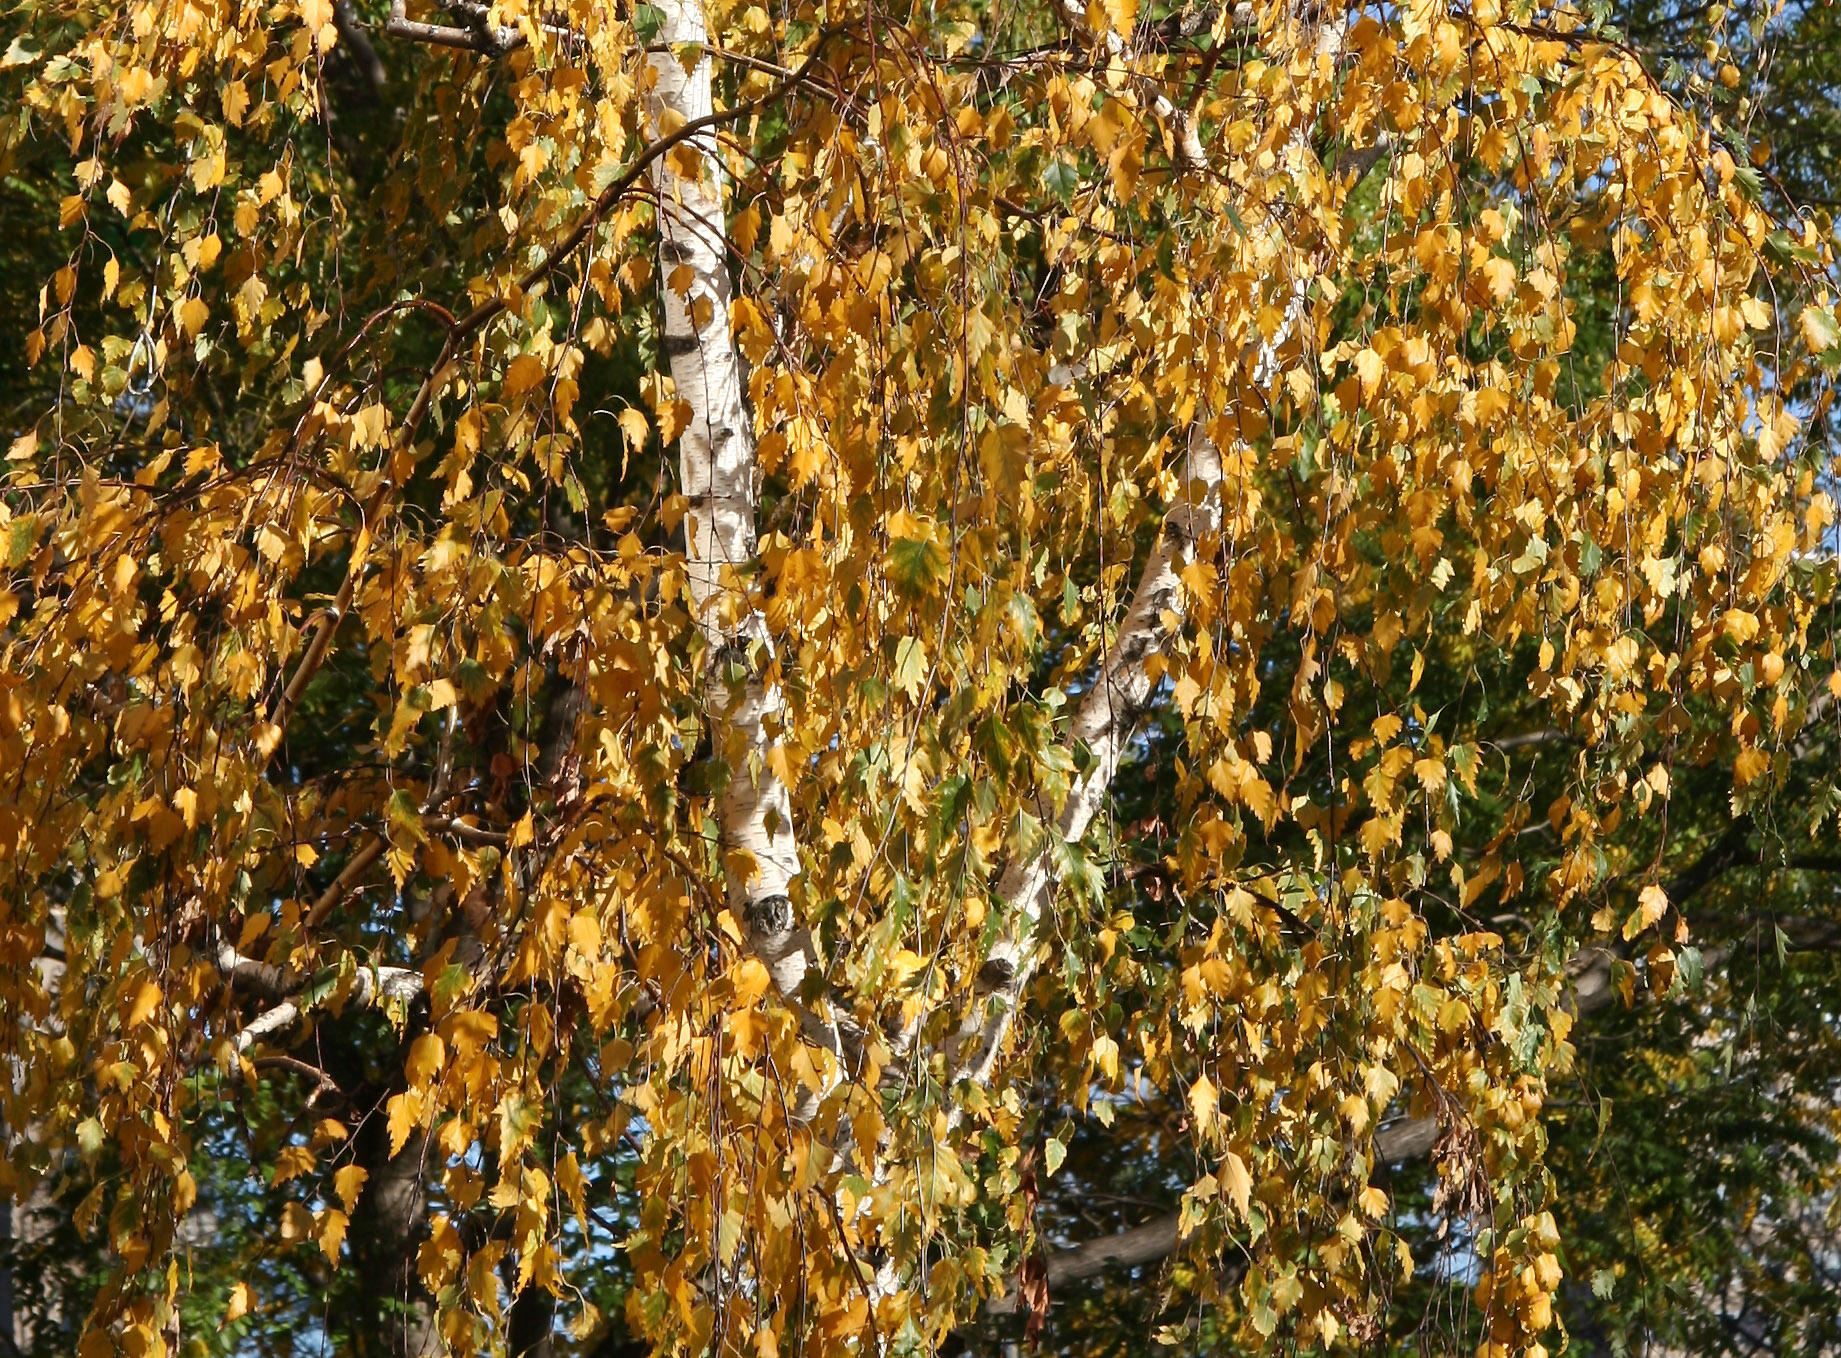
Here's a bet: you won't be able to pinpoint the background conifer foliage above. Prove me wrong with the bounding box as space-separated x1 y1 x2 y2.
1 0 1839 1352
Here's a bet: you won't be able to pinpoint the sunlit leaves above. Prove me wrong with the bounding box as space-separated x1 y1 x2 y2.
0 0 1835 1353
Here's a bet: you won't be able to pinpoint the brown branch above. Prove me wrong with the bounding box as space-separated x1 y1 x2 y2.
334 0 390 93
304 834 389 930
268 344 456 758
251 1053 345 1097
1043 1212 1176 1286
1661 817 1754 908
1490 727 1574 752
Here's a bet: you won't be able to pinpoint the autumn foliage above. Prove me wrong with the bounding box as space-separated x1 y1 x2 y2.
1 0 1837 1353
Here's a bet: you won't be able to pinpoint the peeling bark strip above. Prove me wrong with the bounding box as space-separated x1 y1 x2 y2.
643 1 829 1020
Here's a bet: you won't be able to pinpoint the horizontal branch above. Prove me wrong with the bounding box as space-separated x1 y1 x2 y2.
224 958 423 1057
1044 1214 1179 1289
382 0 567 54
1009 911 1841 1307
986 1113 1439 1314
1489 728 1574 752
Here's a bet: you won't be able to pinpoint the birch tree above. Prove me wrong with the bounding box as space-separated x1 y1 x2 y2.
1 0 1838 1353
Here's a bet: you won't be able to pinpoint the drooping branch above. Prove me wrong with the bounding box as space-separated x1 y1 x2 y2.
1051 0 1207 171
942 0 1353 1110
1004 908 1841 1305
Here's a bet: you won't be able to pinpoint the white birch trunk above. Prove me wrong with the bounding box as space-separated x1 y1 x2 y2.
947 427 1224 1092
945 0 1350 1102
644 2 820 1013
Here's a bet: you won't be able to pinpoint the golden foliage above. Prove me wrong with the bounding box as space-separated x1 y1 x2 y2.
0 0 1835 1352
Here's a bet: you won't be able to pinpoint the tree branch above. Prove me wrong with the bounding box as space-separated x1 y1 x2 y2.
225 961 423 1057
1003 906 1841 1307
944 427 1224 1101
334 0 390 93
384 0 524 54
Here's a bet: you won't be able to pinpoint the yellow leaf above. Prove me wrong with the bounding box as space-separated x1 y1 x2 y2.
271 1144 316 1185
222 1282 253 1328
191 150 224 193
558 1151 587 1230
127 980 162 1028
1188 1073 1219 1140
1624 882 1669 941
504 354 548 398
318 1207 349 1262
178 295 209 336
1221 1150 1252 1220
1801 304 1838 353
406 1032 446 1091
1354 347 1385 397
1090 1033 1120 1080
617 406 649 453
732 957 772 1004
333 1163 369 1213
116 66 153 106
174 1168 197 1214
386 1091 421 1158
1733 745 1770 786
1481 255 1518 300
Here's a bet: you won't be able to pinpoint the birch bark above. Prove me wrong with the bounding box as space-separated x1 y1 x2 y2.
945 0 1350 1104
643 1 822 1016
947 427 1224 1093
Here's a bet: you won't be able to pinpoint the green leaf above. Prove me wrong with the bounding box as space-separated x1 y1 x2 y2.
6 513 38 568
386 788 427 846
1802 302 1839 358
632 2 665 42
887 534 950 596
1043 1136 1066 1178
1042 158 1078 202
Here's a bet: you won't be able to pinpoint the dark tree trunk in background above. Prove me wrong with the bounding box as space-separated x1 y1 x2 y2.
347 1121 438 1358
